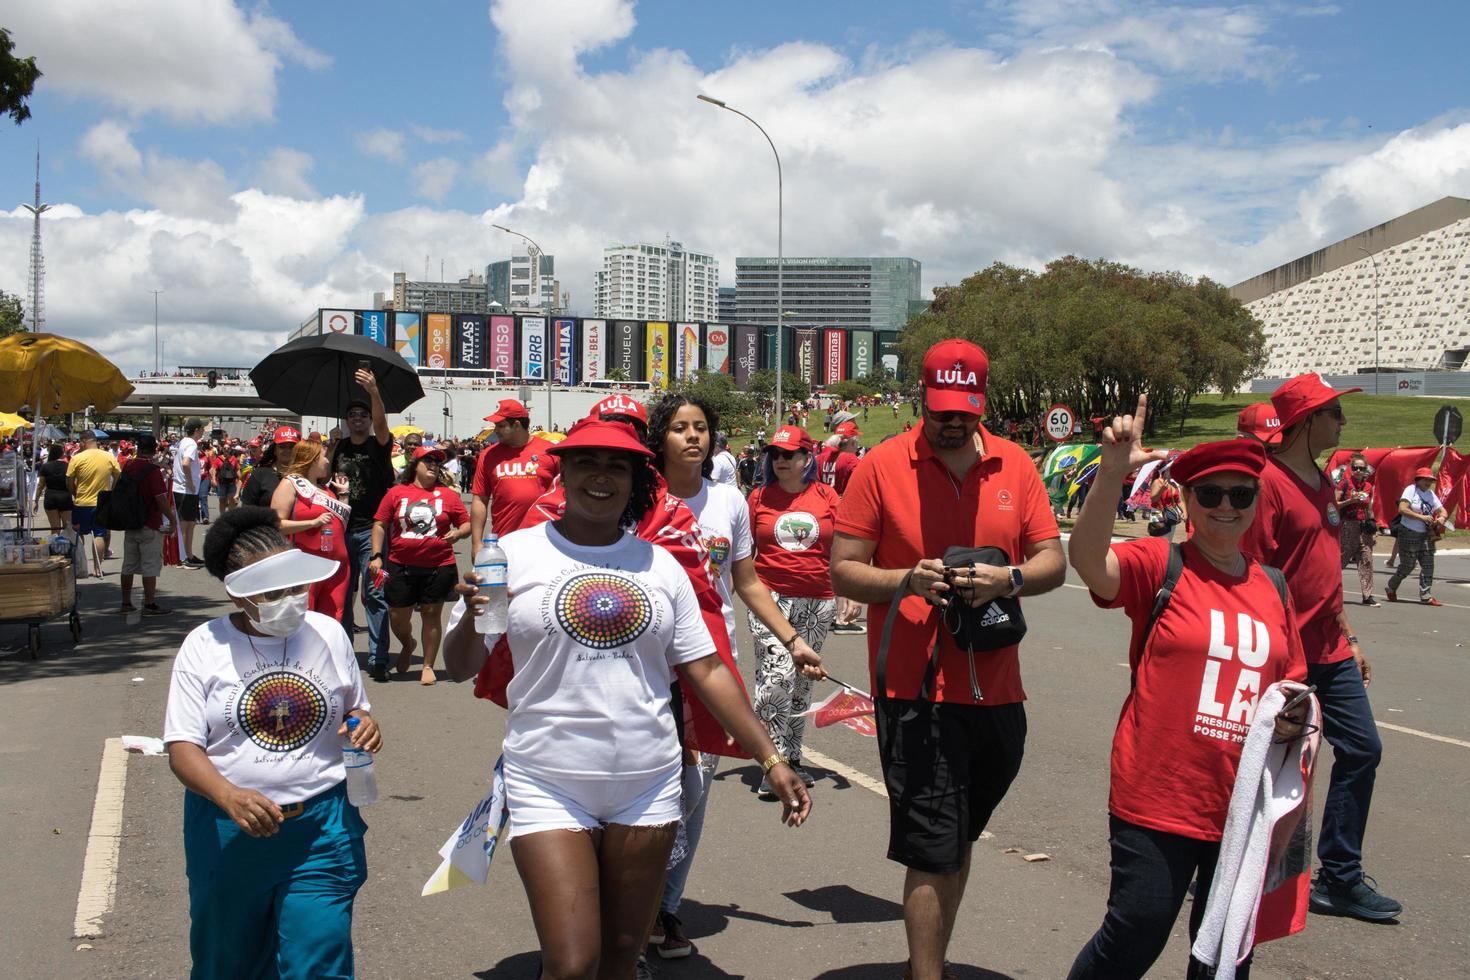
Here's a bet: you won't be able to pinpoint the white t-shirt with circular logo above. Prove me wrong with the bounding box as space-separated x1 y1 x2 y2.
163 611 370 805
682 480 753 643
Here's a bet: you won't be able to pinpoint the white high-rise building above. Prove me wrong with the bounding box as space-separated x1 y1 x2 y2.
594 241 718 321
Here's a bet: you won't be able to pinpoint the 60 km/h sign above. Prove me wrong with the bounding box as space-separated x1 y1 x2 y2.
1045 404 1076 442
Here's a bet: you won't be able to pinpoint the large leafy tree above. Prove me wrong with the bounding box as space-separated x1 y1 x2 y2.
0 288 24 337
903 257 1266 436
0 28 41 125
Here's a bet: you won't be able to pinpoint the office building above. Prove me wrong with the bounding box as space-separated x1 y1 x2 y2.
735 256 922 330
718 286 738 322
1230 196 1470 377
391 271 491 315
487 250 558 312
594 241 719 321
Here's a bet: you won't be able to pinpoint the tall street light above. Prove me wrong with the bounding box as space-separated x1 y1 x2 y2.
697 93 784 422
1357 246 1380 394
152 288 164 375
492 223 553 429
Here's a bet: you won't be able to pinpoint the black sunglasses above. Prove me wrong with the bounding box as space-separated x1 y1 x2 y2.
927 410 976 424
1315 406 1345 421
771 449 807 461
1192 484 1259 509
1351 466 1367 472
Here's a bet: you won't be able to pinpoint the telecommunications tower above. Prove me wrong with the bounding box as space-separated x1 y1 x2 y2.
21 147 50 333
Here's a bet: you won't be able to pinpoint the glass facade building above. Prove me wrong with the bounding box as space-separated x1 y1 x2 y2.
734 256 922 330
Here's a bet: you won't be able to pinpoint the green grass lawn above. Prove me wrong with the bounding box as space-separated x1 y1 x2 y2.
730 392 1469 456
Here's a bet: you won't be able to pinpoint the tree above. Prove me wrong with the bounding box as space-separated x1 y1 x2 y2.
825 379 876 402
605 366 630 382
0 29 41 125
0 288 23 338
746 370 811 409
657 370 756 429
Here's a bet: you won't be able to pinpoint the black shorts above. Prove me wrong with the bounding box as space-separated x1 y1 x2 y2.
875 698 1027 874
383 563 457 608
177 495 202 522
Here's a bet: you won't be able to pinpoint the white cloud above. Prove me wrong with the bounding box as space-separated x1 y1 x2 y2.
413 159 460 202
355 129 408 163
410 124 467 144
6 0 328 123
252 148 317 199
79 121 240 222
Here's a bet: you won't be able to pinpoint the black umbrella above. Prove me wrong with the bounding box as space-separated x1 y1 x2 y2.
250 333 424 416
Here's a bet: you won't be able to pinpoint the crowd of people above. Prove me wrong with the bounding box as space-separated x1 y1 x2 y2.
2 336 1442 978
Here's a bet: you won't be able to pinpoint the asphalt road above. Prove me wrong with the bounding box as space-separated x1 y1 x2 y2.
2 533 1467 979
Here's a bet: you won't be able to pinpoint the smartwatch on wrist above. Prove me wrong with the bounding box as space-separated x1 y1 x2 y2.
1006 565 1024 597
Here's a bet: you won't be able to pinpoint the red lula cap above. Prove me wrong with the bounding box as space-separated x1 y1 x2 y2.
272 425 301 445
1170 438 1267 486
766 425 815 451
1235 403 1282 445
921 339 989 415
590 393 648 426
485 399 529 423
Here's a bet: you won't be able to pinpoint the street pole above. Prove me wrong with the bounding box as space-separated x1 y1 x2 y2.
698 94 783 423
1357 247 1380 395
493 224 552 430
152 289 163 375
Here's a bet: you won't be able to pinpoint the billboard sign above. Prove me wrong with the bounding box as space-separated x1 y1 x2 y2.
320 309 353 335
733 324 759 386
852 330 874 379
824 329 848 385
454 315 486 369
675 323 701 380
520 316 546 381
425 313 452 369
613 321 642 381
393 312 421 366
360 310 390 347
795 328 819 386
646 322 670 389
705 324 730 374
554 318 576 385
489 316 516 376
878 332 900 376
581 319 606 384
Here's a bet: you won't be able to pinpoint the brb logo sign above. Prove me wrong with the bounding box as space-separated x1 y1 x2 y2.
1193 609 1270 743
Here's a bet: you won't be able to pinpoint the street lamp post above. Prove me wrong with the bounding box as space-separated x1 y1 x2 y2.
1357 247 1381 394
697 93 783 422
152 289 163 375
492 224 553 429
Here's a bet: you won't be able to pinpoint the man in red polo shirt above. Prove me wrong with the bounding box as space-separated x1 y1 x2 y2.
1239 372 1401 922
470 399 559 541
832 338 1065 980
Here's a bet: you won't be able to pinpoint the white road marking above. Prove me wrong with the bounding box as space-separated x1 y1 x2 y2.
74 738 127 938
801 746 888 798
1377 722 1470 749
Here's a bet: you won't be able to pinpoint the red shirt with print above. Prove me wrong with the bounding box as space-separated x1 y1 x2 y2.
374 483 469 568
471 437 560 537
1240 457 1352 665
834 425 1059 705
815 447 858 496
748 481 839 598
1094 537 1307 840
1335 472 1374 522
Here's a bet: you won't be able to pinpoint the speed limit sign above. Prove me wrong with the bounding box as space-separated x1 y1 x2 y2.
1045 404 1076 442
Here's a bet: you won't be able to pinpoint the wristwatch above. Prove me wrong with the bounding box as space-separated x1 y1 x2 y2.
760 752 790 774
1006 565 1024 597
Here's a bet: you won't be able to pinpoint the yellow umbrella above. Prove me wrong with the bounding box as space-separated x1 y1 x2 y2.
391 423 425 438
0 333 135 414
539 431 566 443
474 426 495 442
0 411 31 437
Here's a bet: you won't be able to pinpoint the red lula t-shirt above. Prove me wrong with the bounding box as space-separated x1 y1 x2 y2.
374 483 469 568
748 481 839 598
1095 537 1307 841
816 447 858 496
1240 457 1352 665
472 437 560 537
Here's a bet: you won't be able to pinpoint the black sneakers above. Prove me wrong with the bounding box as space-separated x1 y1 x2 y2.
1309 873 1402 921
651 910 693 959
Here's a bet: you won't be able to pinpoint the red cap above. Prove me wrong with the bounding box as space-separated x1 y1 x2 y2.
1414 467 1435 480
248 437 262 447
1236 403 1282 445
272 425 301 445
590 393 648 427
308 431 322 442
766 425 816 452
1170 439 1267 486
921 339 989 415
485 399 529 423
412 445 447 463
835 420 862 438
547 419 654 459
1270 373 1361 431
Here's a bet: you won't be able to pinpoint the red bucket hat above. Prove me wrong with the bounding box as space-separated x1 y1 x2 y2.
1413 467 1435 481
1235 403 1282 445
1170 439 1267 486
922 339 989 415
485 399 529 423
547 419 654 459
1270 373 1361 431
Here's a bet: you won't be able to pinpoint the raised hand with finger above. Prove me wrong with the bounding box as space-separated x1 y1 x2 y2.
1098 393 1169 477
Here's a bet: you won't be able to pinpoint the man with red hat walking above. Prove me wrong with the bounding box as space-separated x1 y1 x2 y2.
1385 466 1447 606
470 399 559 542
1240 372 1401 921
820 418 865 634
832 338 1065 979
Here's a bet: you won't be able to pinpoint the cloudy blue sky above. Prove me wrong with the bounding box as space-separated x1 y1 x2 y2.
2 0 1469 374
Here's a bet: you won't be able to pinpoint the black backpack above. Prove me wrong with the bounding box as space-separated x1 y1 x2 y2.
218 458 238 482
95 465 151 531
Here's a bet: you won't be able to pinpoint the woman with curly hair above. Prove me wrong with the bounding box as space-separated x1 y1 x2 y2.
163 506 382 980
443 419 810 980
270 438 352 622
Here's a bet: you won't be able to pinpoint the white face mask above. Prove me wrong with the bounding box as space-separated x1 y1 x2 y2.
247 592 308 636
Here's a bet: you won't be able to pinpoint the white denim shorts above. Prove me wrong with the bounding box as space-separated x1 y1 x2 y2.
503 758 683 840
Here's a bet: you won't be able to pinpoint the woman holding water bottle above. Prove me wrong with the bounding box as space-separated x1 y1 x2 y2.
271 439 352 622
163 506 382 980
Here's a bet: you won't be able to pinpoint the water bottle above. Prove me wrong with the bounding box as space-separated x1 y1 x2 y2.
473 532 509 634
319 522 334 554
342 716 378 806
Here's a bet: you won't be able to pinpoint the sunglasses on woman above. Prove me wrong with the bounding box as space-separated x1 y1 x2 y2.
1192 485 1258 509
771 449 807 461
1351 466 1367 472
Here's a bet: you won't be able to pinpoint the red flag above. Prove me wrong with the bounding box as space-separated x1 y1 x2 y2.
802 685 878 737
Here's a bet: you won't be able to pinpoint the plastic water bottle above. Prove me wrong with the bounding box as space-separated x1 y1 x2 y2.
473 532 509 634
342 717 378 807
319 523 334 554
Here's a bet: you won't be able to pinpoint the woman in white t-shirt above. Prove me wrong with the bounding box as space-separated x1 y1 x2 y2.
163 506 382 980
442 419 808 980
643 394 824 960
